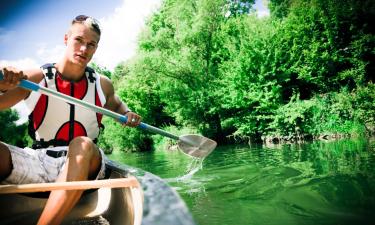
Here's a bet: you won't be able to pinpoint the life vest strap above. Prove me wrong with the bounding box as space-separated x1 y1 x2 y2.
32 138 98 149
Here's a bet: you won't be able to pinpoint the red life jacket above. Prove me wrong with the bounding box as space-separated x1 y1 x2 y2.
25 64 106 148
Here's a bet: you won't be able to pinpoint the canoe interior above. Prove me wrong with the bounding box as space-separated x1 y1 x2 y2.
0 164 143 225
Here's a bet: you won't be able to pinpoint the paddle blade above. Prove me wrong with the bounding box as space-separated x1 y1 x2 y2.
178 134 217 158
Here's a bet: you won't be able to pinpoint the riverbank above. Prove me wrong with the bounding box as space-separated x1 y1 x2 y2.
261 129 375 145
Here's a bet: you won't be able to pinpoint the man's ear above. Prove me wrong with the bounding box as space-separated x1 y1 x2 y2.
64 34 68 45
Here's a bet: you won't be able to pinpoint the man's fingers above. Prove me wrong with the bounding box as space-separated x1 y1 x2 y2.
2 67 25 85
3 68 9 82
12 71 19 84
17 71 25 84
124 114 141 127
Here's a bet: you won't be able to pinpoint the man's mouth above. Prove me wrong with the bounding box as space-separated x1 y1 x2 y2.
75 54 87 61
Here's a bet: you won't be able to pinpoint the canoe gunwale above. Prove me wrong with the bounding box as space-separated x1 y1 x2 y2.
0 159 196 225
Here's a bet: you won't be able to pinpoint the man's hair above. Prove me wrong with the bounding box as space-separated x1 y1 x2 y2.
71 15 101 36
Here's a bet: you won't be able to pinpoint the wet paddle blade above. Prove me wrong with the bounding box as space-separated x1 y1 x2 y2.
178 134 217 158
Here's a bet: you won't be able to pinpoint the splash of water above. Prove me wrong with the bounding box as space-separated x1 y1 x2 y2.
179 157 204 181
164 157 204 182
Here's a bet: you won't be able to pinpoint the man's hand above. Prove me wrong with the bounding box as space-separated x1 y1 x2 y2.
0 67 28 92
124 111 141 127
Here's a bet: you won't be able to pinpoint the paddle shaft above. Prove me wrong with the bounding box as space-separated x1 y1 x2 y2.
0 71 179 140
0 177 140 194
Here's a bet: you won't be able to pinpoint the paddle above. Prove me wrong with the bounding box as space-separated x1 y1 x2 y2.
0 177 140 194
0 71 217 158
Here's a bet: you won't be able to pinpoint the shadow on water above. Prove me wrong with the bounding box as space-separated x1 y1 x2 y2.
109 137 375 225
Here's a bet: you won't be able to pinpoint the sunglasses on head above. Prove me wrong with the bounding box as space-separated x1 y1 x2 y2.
73 15 101 35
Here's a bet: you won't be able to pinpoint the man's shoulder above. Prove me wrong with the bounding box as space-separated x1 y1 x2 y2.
98 74 114 97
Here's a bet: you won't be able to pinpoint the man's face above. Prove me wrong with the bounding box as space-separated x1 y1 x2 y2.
64 23 100 66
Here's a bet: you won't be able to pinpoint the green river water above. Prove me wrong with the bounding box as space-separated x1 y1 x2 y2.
109 137 375 225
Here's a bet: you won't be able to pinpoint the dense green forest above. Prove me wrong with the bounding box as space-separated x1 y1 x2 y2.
1 0 374 152
0 109 30 147
98 0 375 151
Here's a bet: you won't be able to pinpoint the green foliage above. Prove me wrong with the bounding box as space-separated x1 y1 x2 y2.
309 91 368 135
351 84 375 130
217 15 281 140
269 93 316 136
269 87 374 137
272 0 375 92
66 0 375 151
98 117 153 153
131 0 231 140
268 0 291 19
225 0 255 17
89 62 112 79
151 125 200 150
0 109 30 147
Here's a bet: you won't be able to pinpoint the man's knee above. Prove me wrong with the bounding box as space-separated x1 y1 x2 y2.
0 142 13 180
68 137 101 176
69 136 97 156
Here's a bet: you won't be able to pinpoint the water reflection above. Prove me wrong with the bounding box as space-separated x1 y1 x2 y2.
109 137 375 225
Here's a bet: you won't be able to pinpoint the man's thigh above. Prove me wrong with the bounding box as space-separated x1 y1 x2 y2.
1 144 66 184
0 142 12 180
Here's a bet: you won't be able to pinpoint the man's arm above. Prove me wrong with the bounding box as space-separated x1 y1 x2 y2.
0 67 44 110
100 75 141 127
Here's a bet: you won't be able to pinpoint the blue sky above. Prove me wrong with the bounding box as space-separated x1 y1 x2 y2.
0 0 162 70
1 0 269 71
1 0 269 124
0 0 121 62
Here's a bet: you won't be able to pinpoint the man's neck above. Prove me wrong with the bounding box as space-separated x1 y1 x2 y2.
55 60 86 81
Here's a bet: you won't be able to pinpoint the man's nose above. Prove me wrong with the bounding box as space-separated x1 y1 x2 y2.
80 44 88 51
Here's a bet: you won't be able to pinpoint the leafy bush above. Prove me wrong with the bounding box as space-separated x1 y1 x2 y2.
0 109 30 147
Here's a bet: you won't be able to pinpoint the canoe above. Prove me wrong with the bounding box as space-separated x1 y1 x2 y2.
0 159 196 225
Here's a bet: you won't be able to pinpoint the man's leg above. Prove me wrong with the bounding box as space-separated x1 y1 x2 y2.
37 137 102 225
0 142 13 181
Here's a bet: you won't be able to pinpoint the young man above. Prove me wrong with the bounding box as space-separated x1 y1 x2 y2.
0 15 141 224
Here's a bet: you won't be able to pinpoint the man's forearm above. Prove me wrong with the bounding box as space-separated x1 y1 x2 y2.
0 88 29 110
116 101 131 115
0 84 8 93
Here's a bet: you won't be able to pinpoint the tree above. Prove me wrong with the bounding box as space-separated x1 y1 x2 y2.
89 62 112 79
0 109 29 147
100 0 375 148
132 0 231 141
225 0 255 17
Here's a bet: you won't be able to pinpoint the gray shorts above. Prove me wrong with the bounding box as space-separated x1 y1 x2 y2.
1 144 107 184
